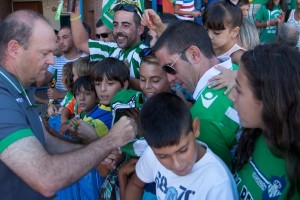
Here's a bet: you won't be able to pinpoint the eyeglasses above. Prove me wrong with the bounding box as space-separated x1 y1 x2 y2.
113 4 143 19
95 32 112 39
162 47 189 75
139 48 153 58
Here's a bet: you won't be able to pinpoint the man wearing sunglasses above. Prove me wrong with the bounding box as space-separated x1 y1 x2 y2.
95 18 114 42
152 20 240 169
70 3 147 90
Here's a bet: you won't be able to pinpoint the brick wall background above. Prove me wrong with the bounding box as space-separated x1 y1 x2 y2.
0 0 12 21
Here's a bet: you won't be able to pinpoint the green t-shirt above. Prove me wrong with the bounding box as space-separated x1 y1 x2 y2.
234 134 300 200
250 0 268 5
88 40 148 78
190 63 240 168
256 5 282 43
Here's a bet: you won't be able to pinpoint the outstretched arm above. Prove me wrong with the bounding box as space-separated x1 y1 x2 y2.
0 116 136 197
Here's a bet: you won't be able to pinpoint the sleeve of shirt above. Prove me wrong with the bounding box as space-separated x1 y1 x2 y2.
255 5 265 22
135 146 156 184
88 39 118 61
65 97 75 114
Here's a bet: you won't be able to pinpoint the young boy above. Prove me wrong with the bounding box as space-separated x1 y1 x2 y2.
70 57 130 142
125 93 238 200
69 75 112 140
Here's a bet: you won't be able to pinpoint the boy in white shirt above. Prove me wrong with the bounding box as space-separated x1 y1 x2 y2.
125 93 238 200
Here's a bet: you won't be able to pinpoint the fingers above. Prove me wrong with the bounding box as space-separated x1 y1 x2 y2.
111 116 137 145
101 149 122 168
214 65 228 72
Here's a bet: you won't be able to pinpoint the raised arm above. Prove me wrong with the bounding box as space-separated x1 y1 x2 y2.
70 1 89 53
141 9 167 37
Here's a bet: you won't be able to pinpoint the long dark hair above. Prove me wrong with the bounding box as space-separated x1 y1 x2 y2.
233 44 300 199
266 0 287 12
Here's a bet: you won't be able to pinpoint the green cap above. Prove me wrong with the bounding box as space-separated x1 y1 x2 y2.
110 89 144 125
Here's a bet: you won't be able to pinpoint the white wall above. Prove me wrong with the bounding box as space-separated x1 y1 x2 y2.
12 0 61 30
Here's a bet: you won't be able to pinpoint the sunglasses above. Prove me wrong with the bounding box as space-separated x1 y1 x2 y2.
162 47 189 75
95 32 112 39
113 4 143 19
139 48 153 58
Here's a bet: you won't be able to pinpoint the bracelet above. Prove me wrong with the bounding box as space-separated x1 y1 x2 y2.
70 15 81 22
266 21 270 27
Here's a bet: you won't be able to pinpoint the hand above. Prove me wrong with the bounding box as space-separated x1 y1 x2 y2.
118 158 138 177
69 0 80 18
108 116 137 147
208 65 237 95
76 120 98 143
277 12 285 26
192 11 201 17
141 9 167 36
47 104 58 116
101 149 124 168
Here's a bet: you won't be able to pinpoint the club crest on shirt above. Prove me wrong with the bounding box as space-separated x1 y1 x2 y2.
201 92 218 108
252 170 286 199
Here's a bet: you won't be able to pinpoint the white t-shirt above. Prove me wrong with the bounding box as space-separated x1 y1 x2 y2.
136 141 239 200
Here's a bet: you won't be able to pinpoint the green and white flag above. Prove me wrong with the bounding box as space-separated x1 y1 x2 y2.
101 0 144 30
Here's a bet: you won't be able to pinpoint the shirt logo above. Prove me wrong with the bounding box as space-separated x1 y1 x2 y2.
201 92 217 108
16 98 24 103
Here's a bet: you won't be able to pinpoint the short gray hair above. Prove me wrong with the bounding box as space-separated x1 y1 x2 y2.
0 10 50 65
277 22 300 48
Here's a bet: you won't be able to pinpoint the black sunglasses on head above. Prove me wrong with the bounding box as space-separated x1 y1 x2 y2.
95 32 112 39
113 4 143 18
139 48 153 58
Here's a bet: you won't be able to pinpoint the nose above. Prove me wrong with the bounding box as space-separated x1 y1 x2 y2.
78 93 85 100
100 83 107 91
145 80 152 89
171 156 182 172
47 54 55 65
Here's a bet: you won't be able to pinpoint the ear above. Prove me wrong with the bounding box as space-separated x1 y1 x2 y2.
186 45 201 64
7 40 22 59
137 25 145 37
230 27 240 38
192 118 200 138
123 80 129 89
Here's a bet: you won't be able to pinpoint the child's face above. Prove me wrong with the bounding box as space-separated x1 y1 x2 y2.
151 125 201 176
140 62 171 99
240 5 250 18
95 76 126 106
75 87 98 113
207 26 239 55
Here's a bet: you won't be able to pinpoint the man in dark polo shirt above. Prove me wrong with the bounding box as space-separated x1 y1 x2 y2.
0 10 136 199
